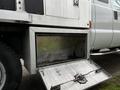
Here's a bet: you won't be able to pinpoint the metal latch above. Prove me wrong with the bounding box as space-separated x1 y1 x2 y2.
73 0 79 7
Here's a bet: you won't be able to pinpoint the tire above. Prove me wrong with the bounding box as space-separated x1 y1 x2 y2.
0 42 22 90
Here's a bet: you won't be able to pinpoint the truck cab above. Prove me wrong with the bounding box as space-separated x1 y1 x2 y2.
91 0 120 51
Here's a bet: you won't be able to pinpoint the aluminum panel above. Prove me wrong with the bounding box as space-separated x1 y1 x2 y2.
39 60 111 90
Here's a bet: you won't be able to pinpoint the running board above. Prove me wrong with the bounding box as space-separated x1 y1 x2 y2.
38 59 111 90
91 49 120 56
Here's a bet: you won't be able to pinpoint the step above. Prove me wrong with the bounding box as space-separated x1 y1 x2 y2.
91 49 120 56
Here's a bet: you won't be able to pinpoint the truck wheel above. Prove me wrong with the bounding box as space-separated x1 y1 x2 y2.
0 42 22 90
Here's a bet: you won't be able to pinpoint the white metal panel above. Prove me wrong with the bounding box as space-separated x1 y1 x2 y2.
63 0 79 19
93 4 113 49
45 0 79 19
111 18 120 47
90 3 96 49
93 29 113 49
111 30 120 47
45 0 62 17
0 10 31 22
31 13 89 28
90 29 96 49
111 0 120 47
31 0 91 28
111 12 120 47
79 0 91 27
0 0 90 28
39 60 110 90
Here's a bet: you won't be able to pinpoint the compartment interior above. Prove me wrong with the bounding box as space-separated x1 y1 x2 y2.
36 33 87 67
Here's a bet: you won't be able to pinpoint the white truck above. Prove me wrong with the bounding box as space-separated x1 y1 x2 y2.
0 0 119 90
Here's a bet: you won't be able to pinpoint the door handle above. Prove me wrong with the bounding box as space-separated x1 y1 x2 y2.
114 11 118 20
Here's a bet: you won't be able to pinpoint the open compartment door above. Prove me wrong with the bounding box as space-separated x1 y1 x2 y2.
39 59 111 90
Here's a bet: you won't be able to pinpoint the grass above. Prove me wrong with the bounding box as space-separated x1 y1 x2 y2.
91 75 120 90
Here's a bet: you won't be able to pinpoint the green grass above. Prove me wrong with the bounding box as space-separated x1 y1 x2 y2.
92 75 120 90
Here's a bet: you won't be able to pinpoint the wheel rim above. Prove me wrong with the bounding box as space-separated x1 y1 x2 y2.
0 61 6 90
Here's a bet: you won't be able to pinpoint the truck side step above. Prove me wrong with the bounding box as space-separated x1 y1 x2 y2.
91 49 120 56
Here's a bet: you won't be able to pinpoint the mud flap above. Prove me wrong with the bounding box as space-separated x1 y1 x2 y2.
39 60 111 90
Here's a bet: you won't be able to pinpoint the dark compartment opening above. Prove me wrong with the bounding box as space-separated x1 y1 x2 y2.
25 0 44 15
0 0 16 10
36 33 87 67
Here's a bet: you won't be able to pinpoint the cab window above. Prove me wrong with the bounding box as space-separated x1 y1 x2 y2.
98 0 109 4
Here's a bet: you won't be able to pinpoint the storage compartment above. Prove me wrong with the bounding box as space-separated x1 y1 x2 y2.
36 33 87 67
25 27 89 74
0 0 16 10
45 0 91 21
25 0 91 28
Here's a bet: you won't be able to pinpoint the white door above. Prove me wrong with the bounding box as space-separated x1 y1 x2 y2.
111 0 120 47
45 0 79 19
93 0 113 49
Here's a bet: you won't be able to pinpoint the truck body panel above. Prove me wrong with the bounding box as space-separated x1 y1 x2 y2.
91 0 120 50
0 0 119 90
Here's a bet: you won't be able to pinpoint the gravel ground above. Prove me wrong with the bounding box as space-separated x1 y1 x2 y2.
18 53 120 90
